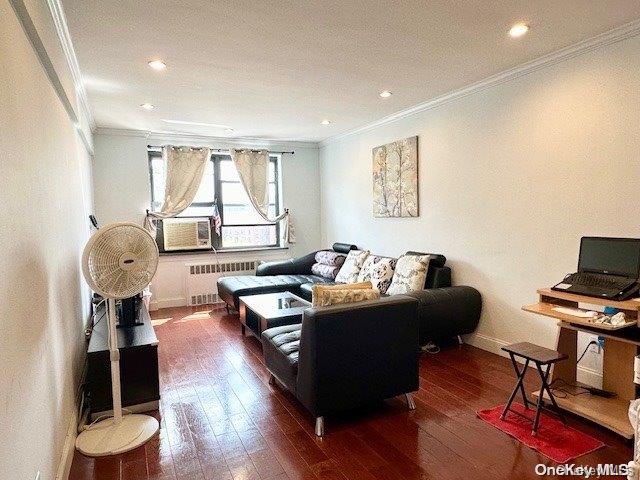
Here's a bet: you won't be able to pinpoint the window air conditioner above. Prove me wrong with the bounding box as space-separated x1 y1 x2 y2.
162 217 212 251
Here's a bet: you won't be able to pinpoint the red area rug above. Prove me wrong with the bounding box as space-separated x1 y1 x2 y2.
477 403 605 463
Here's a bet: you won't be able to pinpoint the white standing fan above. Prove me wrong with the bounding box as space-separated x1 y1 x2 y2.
76 222 160 456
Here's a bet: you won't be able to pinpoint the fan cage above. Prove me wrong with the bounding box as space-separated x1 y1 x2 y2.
83 222 159 299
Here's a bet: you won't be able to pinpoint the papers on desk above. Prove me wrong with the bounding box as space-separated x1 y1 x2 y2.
552 306 599 318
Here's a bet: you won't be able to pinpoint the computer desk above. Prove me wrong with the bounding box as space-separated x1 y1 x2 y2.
523 288 640 438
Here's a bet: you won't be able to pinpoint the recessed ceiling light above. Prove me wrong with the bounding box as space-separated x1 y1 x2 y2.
379 90 393 98
509 22 529 38
161 119 232 129
148 60 167 70
321 119 331 125
140 103 155 110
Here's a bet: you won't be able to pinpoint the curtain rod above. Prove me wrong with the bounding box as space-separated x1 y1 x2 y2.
147 145 294 155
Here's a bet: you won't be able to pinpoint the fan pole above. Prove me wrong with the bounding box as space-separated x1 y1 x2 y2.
108 298 123 423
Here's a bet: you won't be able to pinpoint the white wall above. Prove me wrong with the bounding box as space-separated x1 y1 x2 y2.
93 131 321 308
319 35 640 380
0 1 93 479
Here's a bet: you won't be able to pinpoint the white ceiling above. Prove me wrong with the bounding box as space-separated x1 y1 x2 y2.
63 1 640 142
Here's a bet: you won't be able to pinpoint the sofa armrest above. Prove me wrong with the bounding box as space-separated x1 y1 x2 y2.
296 296 419 417
256 251 320 276
403 286 482 344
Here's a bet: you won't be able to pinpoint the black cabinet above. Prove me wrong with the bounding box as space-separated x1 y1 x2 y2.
87 303 160 418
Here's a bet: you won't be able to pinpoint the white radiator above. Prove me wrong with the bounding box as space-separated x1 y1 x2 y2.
185 260 257 306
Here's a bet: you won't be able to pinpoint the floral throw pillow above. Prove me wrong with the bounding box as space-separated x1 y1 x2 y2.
356 255 398 294
386 254 431 295
311 263 340 279
335 250 370 284
315 251 346 267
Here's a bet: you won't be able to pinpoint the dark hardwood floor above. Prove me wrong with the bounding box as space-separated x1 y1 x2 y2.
69 305 632 480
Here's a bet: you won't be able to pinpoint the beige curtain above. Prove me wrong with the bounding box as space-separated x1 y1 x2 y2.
230 148 295 243
144 146 210 230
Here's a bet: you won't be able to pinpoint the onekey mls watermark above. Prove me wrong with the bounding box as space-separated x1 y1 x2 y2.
535 463 631 478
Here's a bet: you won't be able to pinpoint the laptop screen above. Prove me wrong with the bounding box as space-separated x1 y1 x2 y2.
578 237 640 278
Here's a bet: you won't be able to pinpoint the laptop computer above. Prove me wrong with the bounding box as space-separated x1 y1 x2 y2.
552 237 640 300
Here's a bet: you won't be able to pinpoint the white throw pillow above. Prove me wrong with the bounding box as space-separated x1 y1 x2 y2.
356 255 398 294
335 250 370 283
386 254 431 295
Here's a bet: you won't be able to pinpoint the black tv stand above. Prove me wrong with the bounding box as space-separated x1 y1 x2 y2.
87 302 160 419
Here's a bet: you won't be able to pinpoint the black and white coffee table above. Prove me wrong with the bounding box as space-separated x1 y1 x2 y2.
238 291 311 339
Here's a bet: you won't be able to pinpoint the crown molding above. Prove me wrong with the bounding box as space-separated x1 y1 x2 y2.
95 127 319 149
9 0 93 155
46 0 95 132
319 18 640 148
95 127 150 138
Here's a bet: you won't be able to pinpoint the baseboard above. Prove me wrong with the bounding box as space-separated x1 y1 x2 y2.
55 408 78 480
150 296 186 310
464 332 603 386
576 365 603 389
464 332 510 357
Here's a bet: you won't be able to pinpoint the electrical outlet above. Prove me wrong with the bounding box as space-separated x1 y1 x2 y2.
588 337 605 354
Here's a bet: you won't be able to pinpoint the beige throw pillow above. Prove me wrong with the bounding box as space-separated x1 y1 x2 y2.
313 281 373 293
312 287 380 307
386 254 431 295
312 281 373 306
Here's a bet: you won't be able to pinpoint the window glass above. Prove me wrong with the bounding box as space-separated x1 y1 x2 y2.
219 160 240 182
268 161 276 182
221 182 249 204
221 225 277 249
192 161 214 203
150 156 165 211
223 204 270 225
180 205 215 217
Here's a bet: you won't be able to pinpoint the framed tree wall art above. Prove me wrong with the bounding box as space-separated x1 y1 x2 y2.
372 136 418 217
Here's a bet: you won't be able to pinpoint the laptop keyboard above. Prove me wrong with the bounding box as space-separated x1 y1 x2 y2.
565 272 628 290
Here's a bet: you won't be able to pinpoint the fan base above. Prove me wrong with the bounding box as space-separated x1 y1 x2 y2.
76 414 159 457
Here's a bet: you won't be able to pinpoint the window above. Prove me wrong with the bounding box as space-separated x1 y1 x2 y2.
149 149 282 250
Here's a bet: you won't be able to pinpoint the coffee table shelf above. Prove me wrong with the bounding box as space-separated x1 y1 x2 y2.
239 291 311 339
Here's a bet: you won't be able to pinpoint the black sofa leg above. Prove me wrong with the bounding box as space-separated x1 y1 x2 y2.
315 417 325 437
268 374 276 386
405 393 416 410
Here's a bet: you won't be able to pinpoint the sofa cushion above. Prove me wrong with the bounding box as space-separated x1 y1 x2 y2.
262 324 302 393
217 274 331 309
335 250 370 283
299 281 333 300
356 255 398 294
387 254 431 295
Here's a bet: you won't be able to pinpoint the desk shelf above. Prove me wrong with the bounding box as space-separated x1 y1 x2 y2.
522 302 636 331
537 288 640 311
533 390 633 439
